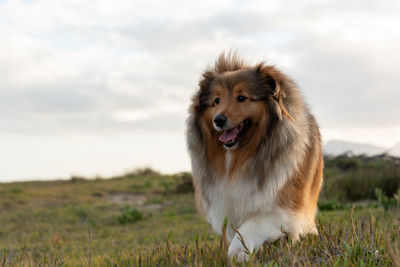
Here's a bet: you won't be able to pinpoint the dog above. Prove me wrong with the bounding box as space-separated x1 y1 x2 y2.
186 53 323 261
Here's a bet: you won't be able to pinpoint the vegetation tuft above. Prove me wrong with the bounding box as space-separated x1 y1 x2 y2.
118 206 144 224
322 154 400 201
175 172 194 194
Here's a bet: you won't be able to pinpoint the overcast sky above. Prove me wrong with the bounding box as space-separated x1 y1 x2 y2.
1 0 399 181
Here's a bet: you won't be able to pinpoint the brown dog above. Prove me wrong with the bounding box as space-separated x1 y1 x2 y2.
186 53 323 261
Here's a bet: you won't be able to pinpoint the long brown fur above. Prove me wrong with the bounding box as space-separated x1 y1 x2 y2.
186 52 323 259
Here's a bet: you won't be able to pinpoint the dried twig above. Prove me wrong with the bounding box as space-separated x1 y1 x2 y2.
386 235 400 267
369 210 376 251
221 217 229 252
350 204 358 240
1 250 6 267
231 224 250 255
221 218 232 267
88 227 92 266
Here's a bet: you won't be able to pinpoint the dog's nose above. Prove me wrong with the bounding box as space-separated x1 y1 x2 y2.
213 114 227 128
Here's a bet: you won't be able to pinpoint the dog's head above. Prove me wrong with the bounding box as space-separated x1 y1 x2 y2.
193 53 293 150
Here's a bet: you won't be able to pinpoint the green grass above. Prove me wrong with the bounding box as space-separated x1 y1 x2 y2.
0 169 399 266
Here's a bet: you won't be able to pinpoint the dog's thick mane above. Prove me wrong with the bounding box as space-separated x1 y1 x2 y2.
187 53 318 211
186 53 323 259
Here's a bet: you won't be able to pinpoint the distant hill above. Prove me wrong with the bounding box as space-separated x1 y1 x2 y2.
388 143 400 157
323 140 387 156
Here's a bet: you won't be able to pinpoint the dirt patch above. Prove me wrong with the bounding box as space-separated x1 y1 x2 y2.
107 193 148 205
143 203 164 211
106 192 171 212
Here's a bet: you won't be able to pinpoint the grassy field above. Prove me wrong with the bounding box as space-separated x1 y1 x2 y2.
1 160 400 266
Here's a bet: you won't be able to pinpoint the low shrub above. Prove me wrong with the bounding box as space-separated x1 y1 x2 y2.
322 155 400 201
118 206 144 224
375 188 400 210
175 172 194 194
124 167 160 178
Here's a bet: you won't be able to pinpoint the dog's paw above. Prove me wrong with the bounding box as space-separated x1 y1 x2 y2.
235 250 250 262
228 235 250 262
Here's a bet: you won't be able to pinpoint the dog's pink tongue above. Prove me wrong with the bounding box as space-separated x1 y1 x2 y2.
218 127 239 143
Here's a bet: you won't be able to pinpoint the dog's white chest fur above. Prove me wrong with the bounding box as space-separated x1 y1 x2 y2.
204 152 278 240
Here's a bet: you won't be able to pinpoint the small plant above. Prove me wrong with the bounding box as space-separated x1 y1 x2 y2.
118 206 144 224
131 180 153 190
394 188 400 206
160 181 174 194
75 206 88 221
374 188 397 210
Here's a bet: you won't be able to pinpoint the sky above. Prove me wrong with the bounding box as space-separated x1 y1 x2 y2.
0 0 399 181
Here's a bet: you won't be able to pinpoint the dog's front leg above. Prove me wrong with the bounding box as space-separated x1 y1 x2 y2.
227 215 285 262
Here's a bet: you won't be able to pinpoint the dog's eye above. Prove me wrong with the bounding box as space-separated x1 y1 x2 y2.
237 95 247 102
214 97 220 105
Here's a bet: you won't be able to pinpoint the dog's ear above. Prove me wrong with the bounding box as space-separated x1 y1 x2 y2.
194 70 214 114
255 63 294 121
191 70 215 140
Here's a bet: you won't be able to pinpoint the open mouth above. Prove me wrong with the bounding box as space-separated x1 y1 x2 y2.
218 119 251 148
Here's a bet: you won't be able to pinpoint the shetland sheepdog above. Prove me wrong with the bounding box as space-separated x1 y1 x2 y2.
186 53 323 261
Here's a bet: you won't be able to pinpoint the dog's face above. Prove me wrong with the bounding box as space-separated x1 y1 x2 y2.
197 68 281 150
209 74 266 149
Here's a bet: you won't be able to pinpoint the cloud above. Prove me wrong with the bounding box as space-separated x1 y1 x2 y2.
280 2 400 128
2 0 400 180
0 0 399 137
